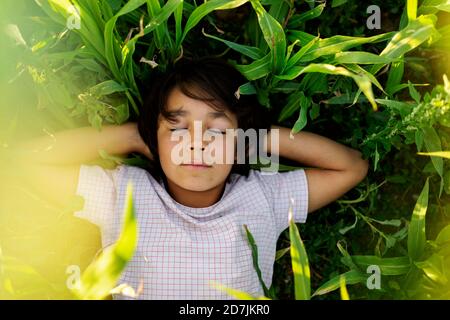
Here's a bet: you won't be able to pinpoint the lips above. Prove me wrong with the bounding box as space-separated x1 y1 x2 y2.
181 163 212 168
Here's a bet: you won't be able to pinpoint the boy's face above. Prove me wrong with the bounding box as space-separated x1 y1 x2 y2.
157 86 238 194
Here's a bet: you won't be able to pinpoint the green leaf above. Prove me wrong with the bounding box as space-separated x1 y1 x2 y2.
436 3 450 12
147 0 173 51
435 225 450 246
288 202 310 300
141 0 183 38
375 99 413 119
332 0 348 8
417 151 450 160
237 82 257 97
181 0 249 46
285 40 300 63
419 0 450 14
291 94 311 134
98 149 126 167
337 240 359 270
371 15 437 74
351 256 411 275
55 0 106 59
416 130 424 152
243 224 271 298
440 174 450 196
407 0 418 22
272 81 300 93
91 113 103 131
76 58 105 73
74 181 138 300
312 270 367 297
345 64 385 93
369 218 402 227
125 0 182 72
115 103 130 124
286 35 320 70
233 53 271 80
104 0 148 81
339 275 350 300
267 0 290 24
386 61 405 96
278 91 305 122
374 143 380 172
408 80 422 103
288 32 394 63
390 83 430 97
277 64 378 111
174 0 183 47
249 0 286 74
118 0 182 110
415 253 447 285
90 80 127 97
333 52 398 65
309 103 320 120
288 4 325 29
299 73 329 94
408 178 430 261
287 30 316 45
202 29 264 60
275 247 290 261
209 280 270 300
422 126 444 197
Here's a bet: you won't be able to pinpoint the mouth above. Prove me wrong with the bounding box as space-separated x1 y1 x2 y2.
181 163 212 169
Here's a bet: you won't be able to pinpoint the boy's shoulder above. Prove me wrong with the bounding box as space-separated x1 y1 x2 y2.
80 163 156 189
116 164 165 192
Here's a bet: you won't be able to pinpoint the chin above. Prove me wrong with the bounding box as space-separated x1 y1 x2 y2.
178 180 216 192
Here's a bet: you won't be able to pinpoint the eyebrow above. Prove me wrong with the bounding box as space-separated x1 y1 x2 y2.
166 107 232 122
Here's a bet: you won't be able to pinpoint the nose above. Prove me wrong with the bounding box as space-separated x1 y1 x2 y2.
190 145 205 151
188 122 207 151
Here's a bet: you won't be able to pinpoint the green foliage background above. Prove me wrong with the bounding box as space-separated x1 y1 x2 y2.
0 0 449 299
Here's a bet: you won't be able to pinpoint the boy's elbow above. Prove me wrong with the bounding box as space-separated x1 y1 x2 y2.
353 157 369 183
346 149 369 183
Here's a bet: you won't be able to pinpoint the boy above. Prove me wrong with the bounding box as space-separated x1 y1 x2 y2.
11 57 369 299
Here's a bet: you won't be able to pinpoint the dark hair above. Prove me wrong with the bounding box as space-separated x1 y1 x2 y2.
137 56 271 182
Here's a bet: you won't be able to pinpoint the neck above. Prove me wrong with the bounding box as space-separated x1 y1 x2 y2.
163 177 226 208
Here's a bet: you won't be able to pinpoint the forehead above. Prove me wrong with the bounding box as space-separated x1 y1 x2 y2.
165 86 237 125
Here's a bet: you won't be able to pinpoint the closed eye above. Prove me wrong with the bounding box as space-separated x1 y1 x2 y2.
208 129 226 134
170 128 187 131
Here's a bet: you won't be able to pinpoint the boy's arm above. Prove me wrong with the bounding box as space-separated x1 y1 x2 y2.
7 122 150 209
10 122 150 166
265 125 369 214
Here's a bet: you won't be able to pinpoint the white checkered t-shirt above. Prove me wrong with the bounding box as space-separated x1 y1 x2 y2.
74 164 309 300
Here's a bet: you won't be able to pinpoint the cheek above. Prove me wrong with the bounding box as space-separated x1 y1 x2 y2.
157 133 177 162
158 132 192 166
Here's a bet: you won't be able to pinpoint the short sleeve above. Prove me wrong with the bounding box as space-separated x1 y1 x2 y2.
73 164 124 228
255 169 309 234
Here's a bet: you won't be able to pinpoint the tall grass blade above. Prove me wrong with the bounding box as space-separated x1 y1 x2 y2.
249 0 286 74
408 178 430 261
288 199 310 300
312 270 367 297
